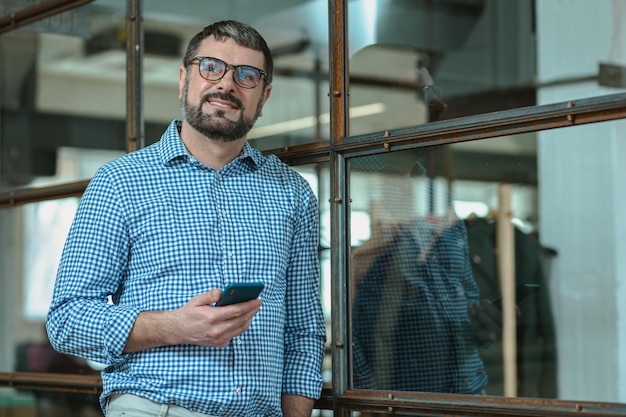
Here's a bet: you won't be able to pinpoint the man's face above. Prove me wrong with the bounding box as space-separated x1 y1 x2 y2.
179 36 272 142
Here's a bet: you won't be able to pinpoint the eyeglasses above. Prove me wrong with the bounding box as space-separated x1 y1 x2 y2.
185 56 267 89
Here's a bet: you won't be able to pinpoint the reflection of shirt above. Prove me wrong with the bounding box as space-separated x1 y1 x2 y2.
47 120 326 416
352 219 487 394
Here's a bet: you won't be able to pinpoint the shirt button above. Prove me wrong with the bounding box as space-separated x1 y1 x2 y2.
237 338 243 345
235 388 242 394
228 252 234 258
222 210 228 216
472 255 481 264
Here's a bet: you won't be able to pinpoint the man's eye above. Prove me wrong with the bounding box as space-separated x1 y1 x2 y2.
202 59 222 73
238 69 258 82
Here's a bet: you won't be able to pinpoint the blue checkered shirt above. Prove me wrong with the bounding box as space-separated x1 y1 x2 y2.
47 120 327 416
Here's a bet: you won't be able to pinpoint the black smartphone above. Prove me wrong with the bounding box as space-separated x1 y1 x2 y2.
491 283 540 309
214 282 265 306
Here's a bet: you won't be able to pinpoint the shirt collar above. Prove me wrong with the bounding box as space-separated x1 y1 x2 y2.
157 120 263 169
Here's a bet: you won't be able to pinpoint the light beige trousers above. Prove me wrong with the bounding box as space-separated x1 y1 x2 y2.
106 394 217 417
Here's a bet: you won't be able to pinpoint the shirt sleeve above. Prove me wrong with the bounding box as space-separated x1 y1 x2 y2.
46 166 140 365
281 178 327 399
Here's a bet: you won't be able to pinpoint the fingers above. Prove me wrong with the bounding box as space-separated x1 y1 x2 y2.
468 301 502 343
469 298 525 345
191 288 222 306
478 299 503 325
217 299 262 322
205 300 261 347
178 290 261 347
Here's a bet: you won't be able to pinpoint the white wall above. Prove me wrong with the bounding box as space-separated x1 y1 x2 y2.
537 0 626 402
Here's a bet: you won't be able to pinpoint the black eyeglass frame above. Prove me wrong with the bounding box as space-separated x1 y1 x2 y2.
185 56 268 89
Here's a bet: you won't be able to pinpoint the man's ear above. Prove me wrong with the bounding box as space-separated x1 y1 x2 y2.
178 65 187 100
257 83 272 118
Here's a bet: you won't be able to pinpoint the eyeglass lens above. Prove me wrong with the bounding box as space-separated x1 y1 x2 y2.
198 57 262 88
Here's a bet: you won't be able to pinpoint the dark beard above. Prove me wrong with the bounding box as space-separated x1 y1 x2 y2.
181 82 261 143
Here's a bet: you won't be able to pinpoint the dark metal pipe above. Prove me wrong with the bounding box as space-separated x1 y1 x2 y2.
328 0 350 408
0 372 101 394
0 180 88 208
0 0 93 35
126 0 144 153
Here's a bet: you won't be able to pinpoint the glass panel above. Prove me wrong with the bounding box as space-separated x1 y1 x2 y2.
347 0 623 134
0 200 103 415
349 118 626 403
137 0 331 151
295 162 333 391
0 4 126 190
0 0 330 193
117 0 330 150
0 2 127 193
350 150 493 395
0 390 100 417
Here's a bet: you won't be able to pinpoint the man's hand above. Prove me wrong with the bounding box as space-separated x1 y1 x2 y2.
468 299 504 344
123 289 262 352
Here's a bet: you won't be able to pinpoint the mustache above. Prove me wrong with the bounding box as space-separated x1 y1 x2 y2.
201 91 243 109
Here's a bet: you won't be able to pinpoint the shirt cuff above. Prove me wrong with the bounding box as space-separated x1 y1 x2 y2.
103 304 143 363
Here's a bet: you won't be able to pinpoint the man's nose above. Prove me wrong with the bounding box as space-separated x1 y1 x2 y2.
215 66 237 90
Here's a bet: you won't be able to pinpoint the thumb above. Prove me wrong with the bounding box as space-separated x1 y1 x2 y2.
194 288 222 306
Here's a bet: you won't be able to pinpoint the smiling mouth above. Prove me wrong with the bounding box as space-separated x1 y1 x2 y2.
207 99 239 110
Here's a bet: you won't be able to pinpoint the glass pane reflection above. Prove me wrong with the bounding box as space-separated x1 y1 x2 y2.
349 139 557 398
347 0 621 134
0 0 330 193
0 3 127 193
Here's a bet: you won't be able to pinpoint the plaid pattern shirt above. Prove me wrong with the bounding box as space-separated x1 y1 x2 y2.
352 219 488 394
47 120 326 416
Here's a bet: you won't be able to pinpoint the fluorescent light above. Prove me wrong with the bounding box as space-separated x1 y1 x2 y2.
248 102 386 139
453 201 489 219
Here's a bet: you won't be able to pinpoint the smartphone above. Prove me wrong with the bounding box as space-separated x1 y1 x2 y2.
214 282 265 306
491 283 540 309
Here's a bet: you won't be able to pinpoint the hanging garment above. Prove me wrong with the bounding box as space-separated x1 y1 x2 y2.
464 217 558 398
